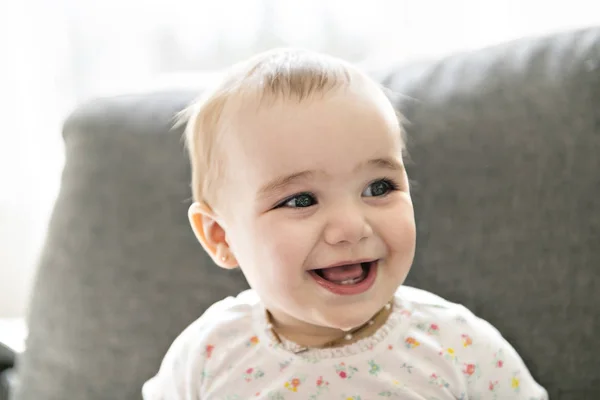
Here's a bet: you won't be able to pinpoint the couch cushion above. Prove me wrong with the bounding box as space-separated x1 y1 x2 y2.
383 27 600 399
14 90 250 400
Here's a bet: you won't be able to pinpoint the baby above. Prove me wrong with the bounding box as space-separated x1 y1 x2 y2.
143 49 548 399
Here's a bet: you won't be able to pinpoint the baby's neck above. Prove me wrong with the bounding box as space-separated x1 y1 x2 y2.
267 303 393 349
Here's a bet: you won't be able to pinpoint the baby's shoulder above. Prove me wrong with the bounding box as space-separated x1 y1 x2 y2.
191 289 259 335
390 287 548 399
165 290 260 358
395 286 499 337
142 290 260 398
395 285 466 316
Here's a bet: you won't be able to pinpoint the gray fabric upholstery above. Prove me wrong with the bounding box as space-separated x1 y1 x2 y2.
13 92 250 400
386 28 600 399
14 27 599 400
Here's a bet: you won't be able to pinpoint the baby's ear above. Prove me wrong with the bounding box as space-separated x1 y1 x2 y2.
188 202 238 269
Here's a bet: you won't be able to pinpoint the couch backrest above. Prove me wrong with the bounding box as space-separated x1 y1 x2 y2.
14 28 599 400
13 91 250 400
386 27 600 399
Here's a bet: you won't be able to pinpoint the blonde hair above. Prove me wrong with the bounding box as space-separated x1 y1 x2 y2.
179 48 392 206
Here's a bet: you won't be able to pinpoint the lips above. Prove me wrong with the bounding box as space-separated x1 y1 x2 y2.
309 260 379 295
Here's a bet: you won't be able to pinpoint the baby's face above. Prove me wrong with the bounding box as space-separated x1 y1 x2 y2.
218 80 416 331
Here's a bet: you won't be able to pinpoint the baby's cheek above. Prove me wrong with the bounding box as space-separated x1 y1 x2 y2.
263 241 310 287
378 208 415 250
267 240 305 273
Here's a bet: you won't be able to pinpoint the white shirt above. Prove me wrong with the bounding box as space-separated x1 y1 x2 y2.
143 287 547 399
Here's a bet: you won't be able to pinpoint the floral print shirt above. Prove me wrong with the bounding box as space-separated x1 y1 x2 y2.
143 287 547 400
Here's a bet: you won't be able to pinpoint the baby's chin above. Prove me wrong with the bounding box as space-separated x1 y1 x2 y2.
318 310 378 331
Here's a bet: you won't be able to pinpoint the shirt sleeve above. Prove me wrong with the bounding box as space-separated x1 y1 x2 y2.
447 305 548 399
141 296 242 400
141 321 207 400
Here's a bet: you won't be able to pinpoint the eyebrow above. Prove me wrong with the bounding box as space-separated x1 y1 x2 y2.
364 157 405 172
257 157 404 198
257 170 316 198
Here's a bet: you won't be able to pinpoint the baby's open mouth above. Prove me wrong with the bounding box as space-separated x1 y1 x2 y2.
309 260 378 295
313 261 372 285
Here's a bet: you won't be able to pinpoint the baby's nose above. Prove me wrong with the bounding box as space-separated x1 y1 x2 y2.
323 205 373 245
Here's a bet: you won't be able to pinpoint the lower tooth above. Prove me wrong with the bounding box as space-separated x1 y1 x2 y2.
340 277 365 285
333 271 368 285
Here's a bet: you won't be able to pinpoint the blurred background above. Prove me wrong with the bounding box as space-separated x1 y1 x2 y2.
1 0 599 318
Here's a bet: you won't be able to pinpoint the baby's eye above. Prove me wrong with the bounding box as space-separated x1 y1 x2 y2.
277 192 317 208
362 178 398 197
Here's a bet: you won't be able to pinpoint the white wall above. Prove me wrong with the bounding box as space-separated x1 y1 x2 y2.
0 211 47 317
0 0 67 317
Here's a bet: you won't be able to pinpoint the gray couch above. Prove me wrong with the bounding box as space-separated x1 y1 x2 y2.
7 27 600 399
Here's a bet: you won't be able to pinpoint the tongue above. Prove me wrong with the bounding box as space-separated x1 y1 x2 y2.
320 263 363 282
